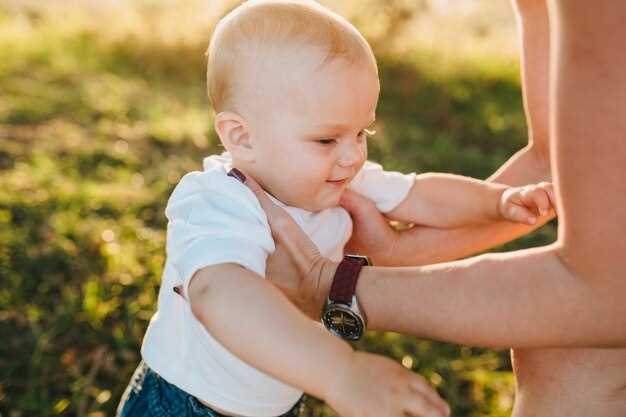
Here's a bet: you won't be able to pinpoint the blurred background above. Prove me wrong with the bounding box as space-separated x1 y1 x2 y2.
0 0 556 416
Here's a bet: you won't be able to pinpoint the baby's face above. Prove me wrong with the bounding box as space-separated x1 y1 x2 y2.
244 55 379 212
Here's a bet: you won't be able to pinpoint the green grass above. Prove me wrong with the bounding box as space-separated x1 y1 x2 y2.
0 4 555 417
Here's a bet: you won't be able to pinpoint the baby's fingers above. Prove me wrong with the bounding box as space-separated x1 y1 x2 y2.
403 394 449 417
520 187 551 216
406 378 450 417
505 203 537 225
537 182 558 214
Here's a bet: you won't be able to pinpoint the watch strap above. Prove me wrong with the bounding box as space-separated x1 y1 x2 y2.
328 256 366 304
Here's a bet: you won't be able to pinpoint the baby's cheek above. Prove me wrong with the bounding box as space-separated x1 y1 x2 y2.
356 146 368 170
361 142 368 160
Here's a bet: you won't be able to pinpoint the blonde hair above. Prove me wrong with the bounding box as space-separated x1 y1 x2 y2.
207 0 377 112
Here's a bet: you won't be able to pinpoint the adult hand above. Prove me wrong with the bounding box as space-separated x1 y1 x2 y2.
340 189 401 266
327 351 450 417
232 168 337 319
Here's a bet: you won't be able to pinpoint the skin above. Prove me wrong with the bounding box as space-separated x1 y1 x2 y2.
241 0 626 416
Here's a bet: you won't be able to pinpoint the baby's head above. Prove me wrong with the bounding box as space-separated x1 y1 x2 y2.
208 0 379 211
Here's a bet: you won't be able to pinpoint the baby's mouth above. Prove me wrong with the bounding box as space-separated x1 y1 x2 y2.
326 178 349 187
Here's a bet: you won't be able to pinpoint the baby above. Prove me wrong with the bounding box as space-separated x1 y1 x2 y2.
117 1 555 417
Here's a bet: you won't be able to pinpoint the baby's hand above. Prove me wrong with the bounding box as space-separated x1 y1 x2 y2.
325 351 449 417
499 182 556 225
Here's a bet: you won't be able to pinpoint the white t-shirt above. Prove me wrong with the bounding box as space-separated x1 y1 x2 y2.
141 152 416 417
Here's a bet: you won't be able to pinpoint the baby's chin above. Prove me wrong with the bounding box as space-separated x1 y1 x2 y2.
285 194 343 213
265 181 346 212
304 197 343 213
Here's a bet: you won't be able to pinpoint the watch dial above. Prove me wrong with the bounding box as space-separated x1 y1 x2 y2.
322 308 363 340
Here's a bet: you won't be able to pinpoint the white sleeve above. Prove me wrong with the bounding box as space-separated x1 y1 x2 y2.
348 160 416 213
164 171 275 298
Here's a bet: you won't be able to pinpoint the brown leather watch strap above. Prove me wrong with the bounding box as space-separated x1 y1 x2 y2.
328 256 367 304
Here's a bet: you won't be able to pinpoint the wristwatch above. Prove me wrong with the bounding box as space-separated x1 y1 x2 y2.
321 255 369 341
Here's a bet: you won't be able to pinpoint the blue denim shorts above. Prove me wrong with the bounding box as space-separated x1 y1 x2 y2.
116 361 304 417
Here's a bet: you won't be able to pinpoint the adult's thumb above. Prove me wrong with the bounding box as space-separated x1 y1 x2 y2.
339 189 380 220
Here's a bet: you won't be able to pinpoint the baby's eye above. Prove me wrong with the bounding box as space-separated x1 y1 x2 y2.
317 138 337 145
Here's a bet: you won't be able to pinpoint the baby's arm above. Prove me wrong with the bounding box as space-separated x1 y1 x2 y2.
187 263 448 417
386 173 555 228
188 263 348 400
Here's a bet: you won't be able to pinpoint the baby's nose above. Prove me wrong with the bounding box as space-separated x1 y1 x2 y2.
337 142 364 167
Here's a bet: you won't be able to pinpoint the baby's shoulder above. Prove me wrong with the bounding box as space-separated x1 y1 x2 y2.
165 169 266 226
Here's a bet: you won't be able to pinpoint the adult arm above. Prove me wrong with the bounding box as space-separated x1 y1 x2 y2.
355 244 625 349
360 38 626 346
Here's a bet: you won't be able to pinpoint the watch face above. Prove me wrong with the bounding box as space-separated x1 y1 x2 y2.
322 305 364 341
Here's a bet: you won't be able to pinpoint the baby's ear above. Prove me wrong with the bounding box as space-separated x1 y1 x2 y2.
214 111 255 162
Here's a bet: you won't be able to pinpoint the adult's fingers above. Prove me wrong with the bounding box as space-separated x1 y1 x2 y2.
232 168 323 276
340 189 398 258
229 168 283 221
340 189 381 219
266 240 299 293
